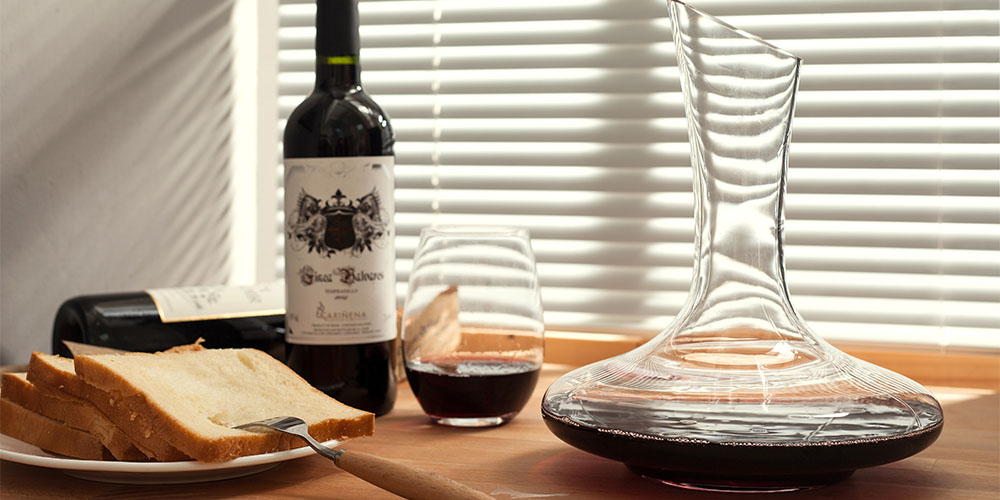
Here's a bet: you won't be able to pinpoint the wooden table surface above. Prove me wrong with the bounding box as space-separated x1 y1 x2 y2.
2 364 998 500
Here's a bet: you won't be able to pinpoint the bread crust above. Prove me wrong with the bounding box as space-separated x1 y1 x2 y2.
27 352 189 461
23 349 374 463
1 398 110 460
73 349 374 462
1 372 146 461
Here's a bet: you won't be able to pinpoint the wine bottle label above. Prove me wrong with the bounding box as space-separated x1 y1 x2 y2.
146 283 284 323
283 156 396 345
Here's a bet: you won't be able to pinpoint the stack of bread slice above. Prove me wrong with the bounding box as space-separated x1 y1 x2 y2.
0 345 374 462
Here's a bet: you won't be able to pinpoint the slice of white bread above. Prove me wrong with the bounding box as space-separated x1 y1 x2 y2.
73 348 374 462
1 398 111 460
1 372 147 461
27 352 190 461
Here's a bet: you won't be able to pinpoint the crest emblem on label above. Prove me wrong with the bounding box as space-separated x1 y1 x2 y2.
287 187 388 257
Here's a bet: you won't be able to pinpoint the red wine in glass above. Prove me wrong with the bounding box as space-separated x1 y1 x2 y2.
406 356 541 426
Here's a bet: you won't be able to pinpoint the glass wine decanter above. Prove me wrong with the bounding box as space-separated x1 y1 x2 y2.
541 1 944 493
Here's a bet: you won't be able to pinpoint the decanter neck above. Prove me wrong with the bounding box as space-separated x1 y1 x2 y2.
688 148 793 318
668 0 804 338
675 101 802 337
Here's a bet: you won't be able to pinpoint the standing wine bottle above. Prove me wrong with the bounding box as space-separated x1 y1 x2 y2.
283 0 397 415
51 284 286 359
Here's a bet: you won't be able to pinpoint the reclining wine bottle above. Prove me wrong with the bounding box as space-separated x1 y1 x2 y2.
51 283 285 359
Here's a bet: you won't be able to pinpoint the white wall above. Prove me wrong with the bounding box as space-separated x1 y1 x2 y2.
0 0 238 364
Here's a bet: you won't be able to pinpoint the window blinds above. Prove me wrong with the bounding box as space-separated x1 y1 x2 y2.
275 0 1000 349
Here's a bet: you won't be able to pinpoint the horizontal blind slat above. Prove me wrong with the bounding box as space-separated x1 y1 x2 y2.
278 63 1000 95
542 287 1000 329
282 19 997 51
279 37 998 72
280 90 1000 119
393 213 1000 250
535 311 1000 348
518 285 1000 329
399 236 1000 277
318 15 995 49
385 141 1000 170
394 236 1000 275
392 165 998 196
395 189 999 223
391 258 999 302
281 1 998 25
377 116 999 144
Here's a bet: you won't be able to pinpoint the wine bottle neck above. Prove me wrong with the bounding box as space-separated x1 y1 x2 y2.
316 57 361 90
314 0 362 90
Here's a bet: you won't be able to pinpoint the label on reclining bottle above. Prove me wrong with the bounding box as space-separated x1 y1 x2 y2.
146 283 285 323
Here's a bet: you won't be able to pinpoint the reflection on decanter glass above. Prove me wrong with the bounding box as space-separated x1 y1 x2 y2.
541 1 943 492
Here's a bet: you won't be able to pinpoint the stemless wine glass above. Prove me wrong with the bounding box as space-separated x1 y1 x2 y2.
402 226 544 427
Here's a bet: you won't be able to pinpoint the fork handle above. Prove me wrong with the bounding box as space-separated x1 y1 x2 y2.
335 449 494 500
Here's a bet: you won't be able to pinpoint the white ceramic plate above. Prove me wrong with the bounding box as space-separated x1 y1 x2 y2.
0 434 340 484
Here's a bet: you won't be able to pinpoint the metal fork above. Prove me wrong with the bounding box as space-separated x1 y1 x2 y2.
235 416 493 500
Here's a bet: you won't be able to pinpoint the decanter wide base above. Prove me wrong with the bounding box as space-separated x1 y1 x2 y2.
542 408 942 491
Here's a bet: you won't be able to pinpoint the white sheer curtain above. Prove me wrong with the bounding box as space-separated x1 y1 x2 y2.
275 0 1000 349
